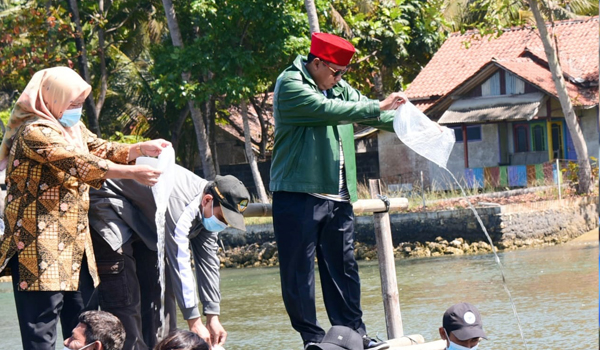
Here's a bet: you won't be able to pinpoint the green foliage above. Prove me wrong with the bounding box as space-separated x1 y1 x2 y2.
315 0 447 96
0 3 77 92
0 109 9 126
152 0 310 105
562 157 599 189
108 131 148 144
445 0 597 37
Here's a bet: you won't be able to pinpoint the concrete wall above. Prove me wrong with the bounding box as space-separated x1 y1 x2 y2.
353 196 597 246
222 197 598 248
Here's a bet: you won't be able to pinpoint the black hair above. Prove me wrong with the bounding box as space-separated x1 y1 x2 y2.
204 182 221 208
79 311 125 350
307 52 318 64
154 330 209 350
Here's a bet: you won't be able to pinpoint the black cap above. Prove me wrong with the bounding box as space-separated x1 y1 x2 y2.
211 175 250 231
443 302 487 341
306 326 363 350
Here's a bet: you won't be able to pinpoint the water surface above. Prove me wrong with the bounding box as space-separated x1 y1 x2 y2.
0 239 597 349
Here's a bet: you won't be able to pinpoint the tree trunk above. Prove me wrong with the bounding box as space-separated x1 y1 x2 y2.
528 0 592 194
372 69 385 100
96 0 108 118
207 98 220 175
249 94 269 159
67 0 101 136
171 104 189 151
161 0 216 179
305 0 320 34
240 99 269 203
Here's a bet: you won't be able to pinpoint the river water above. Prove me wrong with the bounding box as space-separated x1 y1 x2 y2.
0 237 597 349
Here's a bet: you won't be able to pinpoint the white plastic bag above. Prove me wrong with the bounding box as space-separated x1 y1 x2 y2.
135 146 176 203
393 101 455 169
135 146 175 339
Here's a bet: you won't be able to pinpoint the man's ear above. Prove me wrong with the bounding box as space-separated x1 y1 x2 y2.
439 327 447 340
93 341 103 350
202 193 213 207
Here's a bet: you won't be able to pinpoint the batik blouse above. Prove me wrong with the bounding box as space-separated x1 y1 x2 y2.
0 122 130 291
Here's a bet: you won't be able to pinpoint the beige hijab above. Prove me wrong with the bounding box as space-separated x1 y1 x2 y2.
0 67 92 170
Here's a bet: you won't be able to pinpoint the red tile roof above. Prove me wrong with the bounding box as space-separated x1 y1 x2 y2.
407 16 599 111
495 58 598 106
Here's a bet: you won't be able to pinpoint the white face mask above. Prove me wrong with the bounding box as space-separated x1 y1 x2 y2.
63 342 95 350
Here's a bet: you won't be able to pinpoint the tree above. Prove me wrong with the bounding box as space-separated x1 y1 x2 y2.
66 0 101 135
0 3 76 93
317 0 447 97
160 0 216 179
152 0 309 200
305 0 320 34
527 0 592 193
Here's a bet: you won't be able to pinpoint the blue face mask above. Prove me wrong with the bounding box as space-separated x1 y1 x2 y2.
202 202 228 232
60 107 83 127
447 340 477 350
444 329 479 350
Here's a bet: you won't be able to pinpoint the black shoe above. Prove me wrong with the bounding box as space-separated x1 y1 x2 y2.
362 335 389 350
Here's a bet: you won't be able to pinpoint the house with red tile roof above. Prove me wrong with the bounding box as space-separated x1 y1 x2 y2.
378 16 598 190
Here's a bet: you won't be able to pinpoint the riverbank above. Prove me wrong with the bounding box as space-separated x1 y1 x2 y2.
217 228 598 268
219 195 597 268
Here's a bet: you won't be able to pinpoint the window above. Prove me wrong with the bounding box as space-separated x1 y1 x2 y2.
513 124 529 152
452 125 482 142
481 72 500 96
531 124 546 151
506 72 525 95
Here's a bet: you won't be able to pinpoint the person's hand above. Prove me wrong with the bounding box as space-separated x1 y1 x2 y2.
206 314 227 346
379 92 408 111
131 164 162 186
138 139 172 157
187 317 212 346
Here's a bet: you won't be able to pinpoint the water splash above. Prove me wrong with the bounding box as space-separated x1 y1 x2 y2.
394 104 528 348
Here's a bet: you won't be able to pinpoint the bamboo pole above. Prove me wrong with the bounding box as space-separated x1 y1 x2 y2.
389 340 446 350
369 179 404 339
386 334 425 347
243 199 408 217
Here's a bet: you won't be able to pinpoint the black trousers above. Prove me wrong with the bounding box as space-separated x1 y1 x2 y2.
91 228 176 350
10 254 97 350
272 192 366 344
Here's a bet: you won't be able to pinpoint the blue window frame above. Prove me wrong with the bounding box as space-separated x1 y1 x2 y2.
452 125 482 142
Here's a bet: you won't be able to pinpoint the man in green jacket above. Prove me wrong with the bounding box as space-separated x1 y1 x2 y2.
270 32 407 350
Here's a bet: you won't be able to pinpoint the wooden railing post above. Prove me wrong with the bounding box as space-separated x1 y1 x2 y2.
369 179 404 339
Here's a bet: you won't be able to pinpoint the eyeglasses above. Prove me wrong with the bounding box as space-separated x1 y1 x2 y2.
321 60 349 77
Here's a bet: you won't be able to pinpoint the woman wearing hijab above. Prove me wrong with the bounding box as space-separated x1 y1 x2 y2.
0 66 170 350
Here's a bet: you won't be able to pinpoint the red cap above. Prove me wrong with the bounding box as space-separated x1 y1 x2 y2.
310 32 355 66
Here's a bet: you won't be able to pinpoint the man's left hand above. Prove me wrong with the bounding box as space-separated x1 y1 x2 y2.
206 314 227 346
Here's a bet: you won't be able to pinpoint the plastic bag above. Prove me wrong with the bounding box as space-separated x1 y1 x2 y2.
135 146 176 203
393 101 455 169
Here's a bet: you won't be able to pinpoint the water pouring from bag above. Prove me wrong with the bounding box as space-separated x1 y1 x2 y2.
136 147 176 340
392 102 528 347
